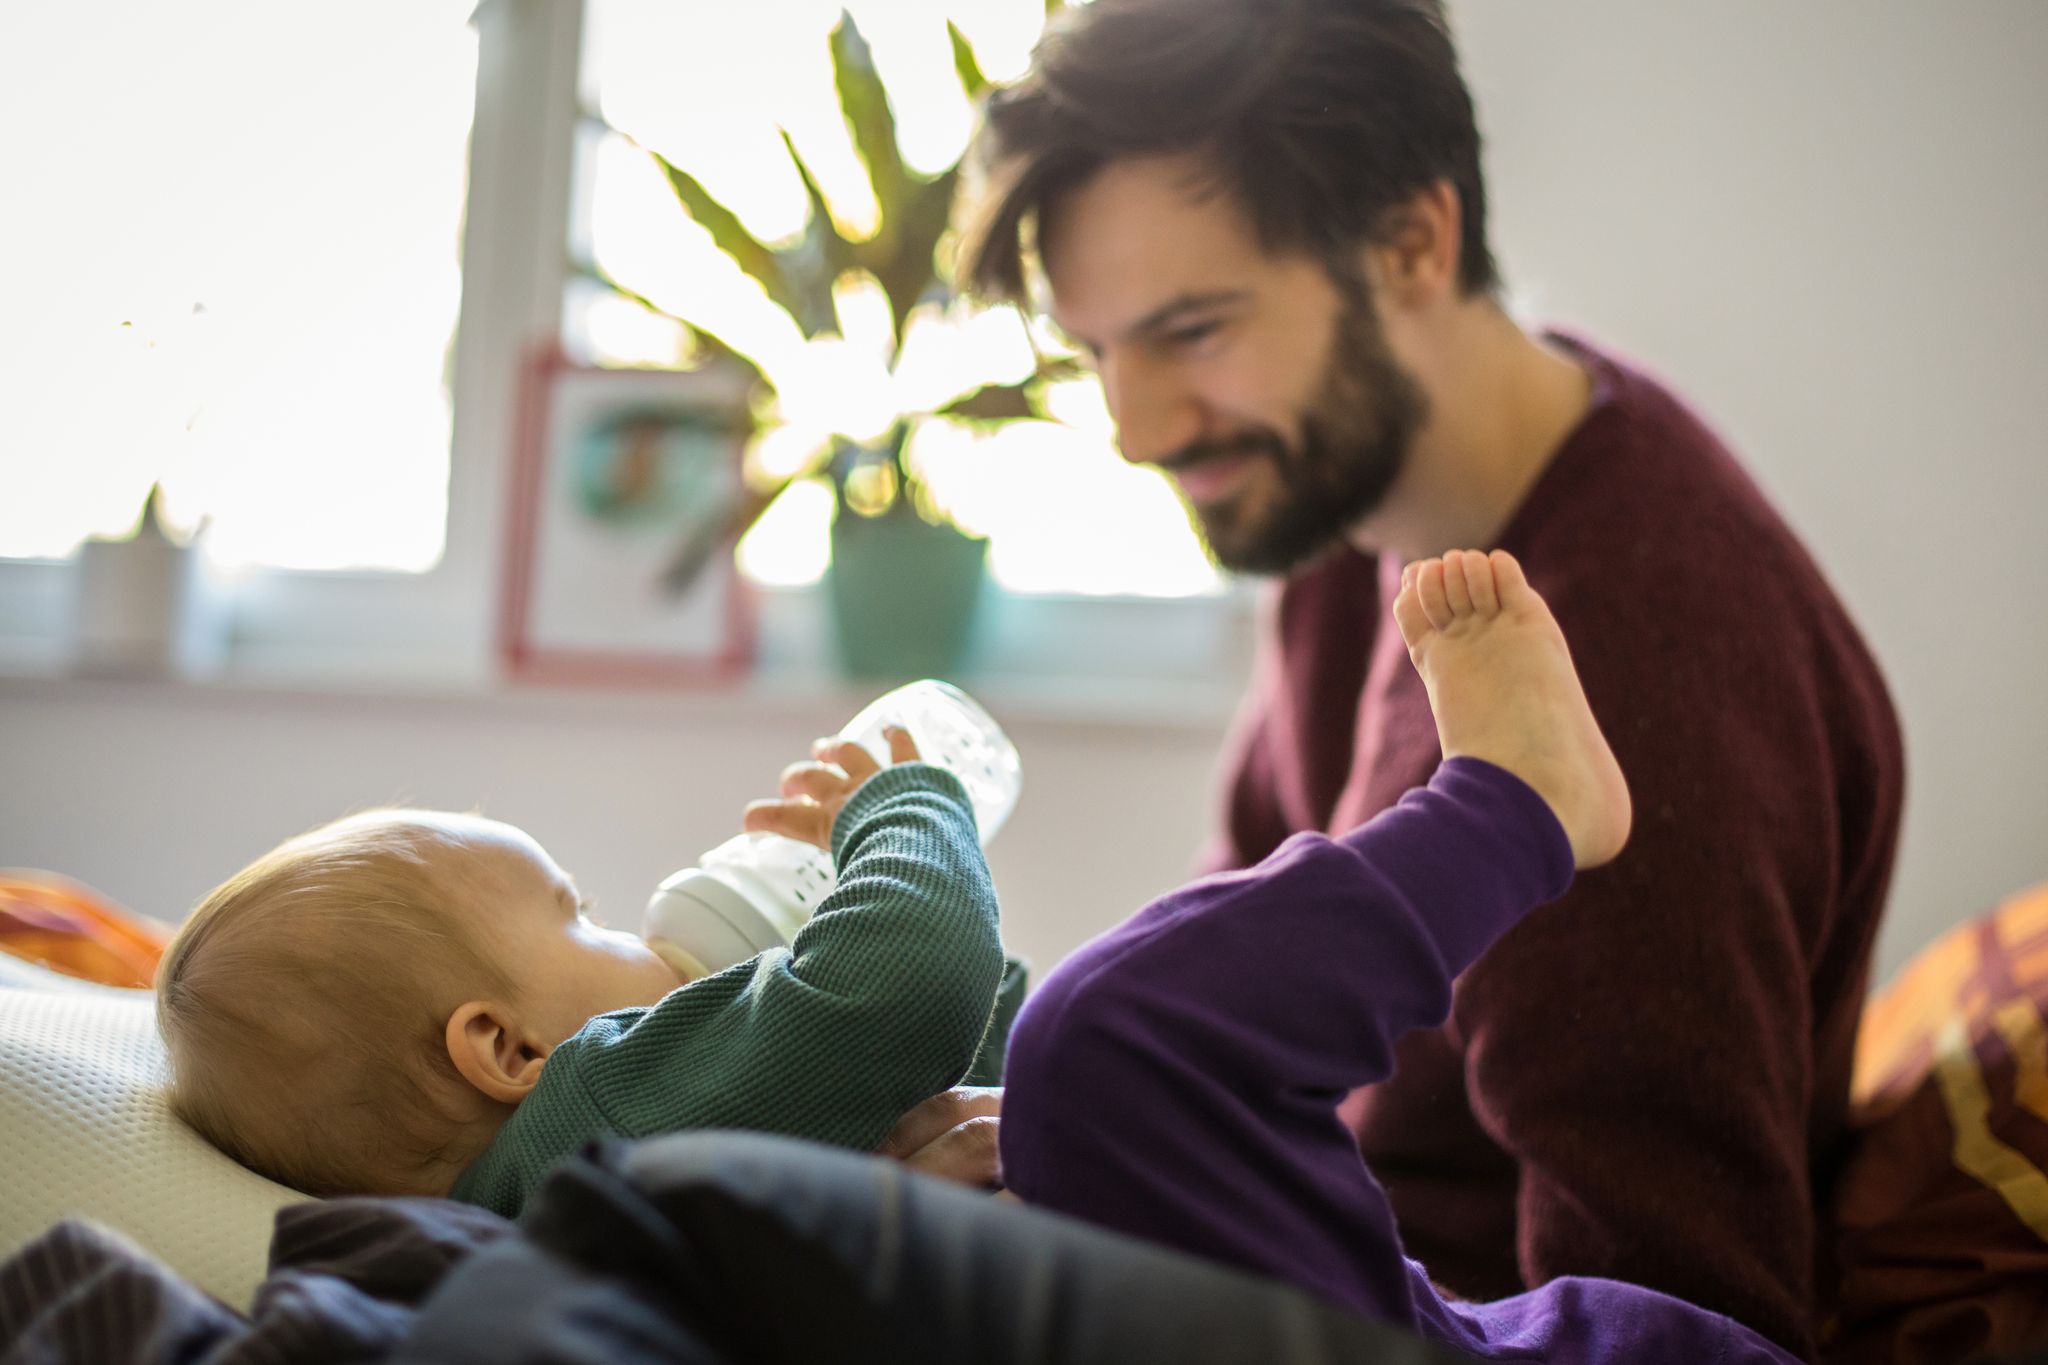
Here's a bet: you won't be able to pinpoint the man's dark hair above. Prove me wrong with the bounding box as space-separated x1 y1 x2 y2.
959 0 1499 303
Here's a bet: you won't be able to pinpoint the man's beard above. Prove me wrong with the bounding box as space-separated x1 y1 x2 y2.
1165 276 1429 576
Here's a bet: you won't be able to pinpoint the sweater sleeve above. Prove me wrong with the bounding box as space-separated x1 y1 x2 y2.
961 954 1030 1087
567 764 1005 1152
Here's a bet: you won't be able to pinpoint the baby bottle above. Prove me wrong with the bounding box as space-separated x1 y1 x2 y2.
642 679 1022 980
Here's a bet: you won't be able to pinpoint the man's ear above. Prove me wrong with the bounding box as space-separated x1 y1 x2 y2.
445 1000 549 1105
1364 179 1463 308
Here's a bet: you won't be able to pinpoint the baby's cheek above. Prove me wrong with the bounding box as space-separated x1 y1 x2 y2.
628 941 687 998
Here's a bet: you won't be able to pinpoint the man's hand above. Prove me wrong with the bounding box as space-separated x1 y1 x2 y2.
877 1087 1003 1188
742 727 921 850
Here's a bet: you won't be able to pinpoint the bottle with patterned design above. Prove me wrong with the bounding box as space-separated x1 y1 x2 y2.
641 680 1021 978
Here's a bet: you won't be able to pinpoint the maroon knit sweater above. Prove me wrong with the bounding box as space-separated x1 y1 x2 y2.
1204 333 1904 1361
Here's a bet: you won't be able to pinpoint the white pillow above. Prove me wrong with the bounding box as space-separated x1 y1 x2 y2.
0 974 309 1310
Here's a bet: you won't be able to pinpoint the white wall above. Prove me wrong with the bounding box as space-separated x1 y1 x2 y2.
1456 0 2048 977
2 2 2043 985
0 677 1235 982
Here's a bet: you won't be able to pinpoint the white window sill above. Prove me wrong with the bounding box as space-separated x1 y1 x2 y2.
0 580 1257 734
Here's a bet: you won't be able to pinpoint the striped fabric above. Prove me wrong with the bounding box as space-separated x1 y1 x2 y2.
0 1195 509 1363
1828 883 2048 1363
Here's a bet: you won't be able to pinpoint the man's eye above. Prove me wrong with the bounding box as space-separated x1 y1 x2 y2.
1165 321 1221 349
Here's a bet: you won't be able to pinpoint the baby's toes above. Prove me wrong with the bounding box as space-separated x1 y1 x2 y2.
1459 550 1500 614
1393 571 1434 648
1415 558 1455 631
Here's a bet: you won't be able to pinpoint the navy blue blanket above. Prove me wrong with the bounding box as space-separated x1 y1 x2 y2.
0 1132 1462 1365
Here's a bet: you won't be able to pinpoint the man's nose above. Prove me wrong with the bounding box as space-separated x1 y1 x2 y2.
1099 351 1202 467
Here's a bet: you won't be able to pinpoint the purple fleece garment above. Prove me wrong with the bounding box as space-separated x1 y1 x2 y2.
1001 757 1797 1365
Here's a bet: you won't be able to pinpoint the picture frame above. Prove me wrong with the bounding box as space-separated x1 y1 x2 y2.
498 347 758 685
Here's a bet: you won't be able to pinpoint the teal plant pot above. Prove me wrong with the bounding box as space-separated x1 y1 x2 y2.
827 500 989 681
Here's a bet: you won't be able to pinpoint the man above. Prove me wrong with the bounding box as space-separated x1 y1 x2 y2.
959 0 1904 1358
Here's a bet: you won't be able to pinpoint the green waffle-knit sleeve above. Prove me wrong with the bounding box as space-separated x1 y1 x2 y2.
451 763 1007 1215
963 954 1029 1087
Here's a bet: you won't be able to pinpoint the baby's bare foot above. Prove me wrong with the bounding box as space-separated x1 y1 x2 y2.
1392 550 1631 869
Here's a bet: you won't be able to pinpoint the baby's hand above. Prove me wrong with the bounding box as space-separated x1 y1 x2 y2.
741 726 921 850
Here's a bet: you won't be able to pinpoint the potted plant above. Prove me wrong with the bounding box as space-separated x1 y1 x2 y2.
71 483 225 679
70 312 227 679
589 9 1072 680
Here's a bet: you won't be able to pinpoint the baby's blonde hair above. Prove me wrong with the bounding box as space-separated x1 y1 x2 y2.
156 810 516 1197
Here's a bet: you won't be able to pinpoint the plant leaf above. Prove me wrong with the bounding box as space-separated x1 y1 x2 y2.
568 259 772 390
830 12 909 244
864 166 959 343
653 151 812 328
947 20 987 99
776 126 863 336
779 128 856 269
1031 354 1088 383
936 381 1039 423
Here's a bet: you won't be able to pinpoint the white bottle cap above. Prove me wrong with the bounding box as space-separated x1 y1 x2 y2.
642 867 785 977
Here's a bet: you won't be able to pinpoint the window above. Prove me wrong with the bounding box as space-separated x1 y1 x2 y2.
0 1 478 571
1 0 1245 689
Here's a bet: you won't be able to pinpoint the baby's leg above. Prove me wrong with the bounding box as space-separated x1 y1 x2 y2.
1393 550 1630 868
1000 551 1629 1329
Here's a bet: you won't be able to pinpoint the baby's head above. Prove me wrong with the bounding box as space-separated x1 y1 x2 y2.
156 809 680 1196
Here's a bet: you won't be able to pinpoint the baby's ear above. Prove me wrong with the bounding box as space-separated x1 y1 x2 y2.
445 1001 548 1105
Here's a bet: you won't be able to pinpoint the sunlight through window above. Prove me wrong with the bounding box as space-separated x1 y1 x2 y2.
0 2 476 570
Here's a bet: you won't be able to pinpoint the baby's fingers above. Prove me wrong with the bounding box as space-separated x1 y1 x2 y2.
779 759 851 804
743 798 831 851
809 728 920 788
882 725 920 764
814 738 882 783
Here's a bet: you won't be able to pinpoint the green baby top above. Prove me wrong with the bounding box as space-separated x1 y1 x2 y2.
451 763 1018 1218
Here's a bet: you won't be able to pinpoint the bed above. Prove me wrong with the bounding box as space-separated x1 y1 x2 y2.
0 955 1459 1363
5 886 2048 1364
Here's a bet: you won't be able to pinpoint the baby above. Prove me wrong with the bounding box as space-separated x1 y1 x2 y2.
156 729 1021 1213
